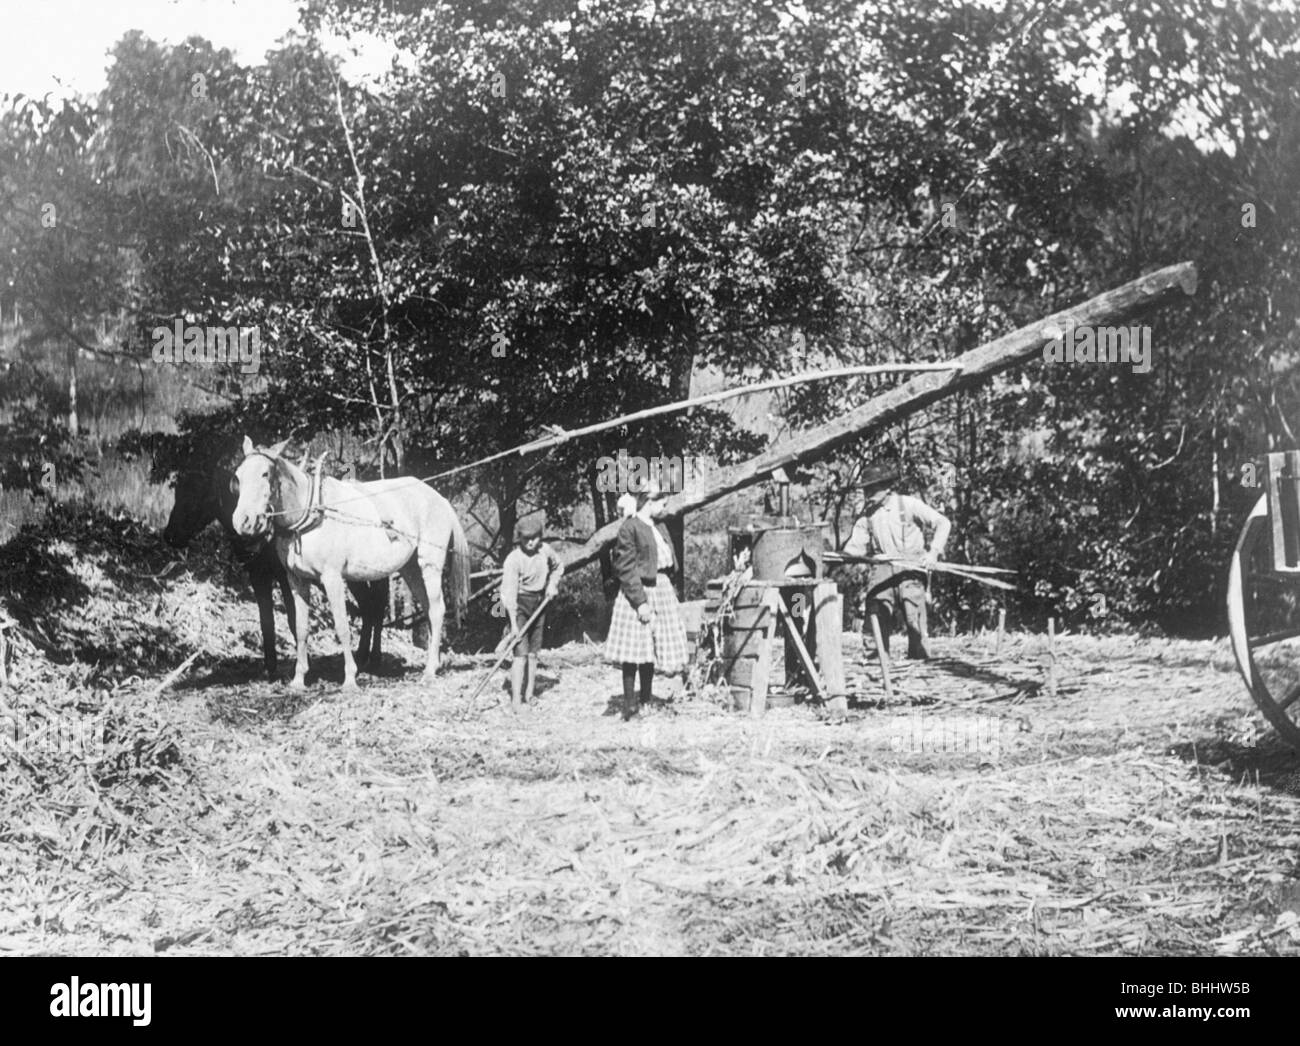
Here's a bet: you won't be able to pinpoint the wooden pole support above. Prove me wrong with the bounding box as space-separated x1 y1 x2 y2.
778 602 825 698
813 582 847 713
749 591 778 719
1047 617 1058 698
869 612 893 701
995 608 1005 657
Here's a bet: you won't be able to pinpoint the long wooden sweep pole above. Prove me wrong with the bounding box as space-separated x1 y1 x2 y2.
423 363 960 484
557 262 1197 576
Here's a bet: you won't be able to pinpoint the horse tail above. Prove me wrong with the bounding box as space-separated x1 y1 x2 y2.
448 509 471 628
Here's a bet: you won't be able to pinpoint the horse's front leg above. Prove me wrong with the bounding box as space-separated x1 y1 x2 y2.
251 576 278 680
287 572 313 690
323 573 358 689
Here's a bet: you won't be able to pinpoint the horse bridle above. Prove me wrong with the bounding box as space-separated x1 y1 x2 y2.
205 465 273 562
238 450 326 537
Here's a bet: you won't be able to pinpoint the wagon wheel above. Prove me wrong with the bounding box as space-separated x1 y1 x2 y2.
1227 494 1300 749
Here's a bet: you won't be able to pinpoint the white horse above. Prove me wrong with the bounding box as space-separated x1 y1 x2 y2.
230 437 470 689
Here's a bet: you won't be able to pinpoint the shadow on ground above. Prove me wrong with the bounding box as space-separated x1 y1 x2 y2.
1171 732 1300 796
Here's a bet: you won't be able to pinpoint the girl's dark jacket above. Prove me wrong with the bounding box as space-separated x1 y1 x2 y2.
612 516 675 609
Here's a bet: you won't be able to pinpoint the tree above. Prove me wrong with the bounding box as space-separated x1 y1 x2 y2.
0 92 124 491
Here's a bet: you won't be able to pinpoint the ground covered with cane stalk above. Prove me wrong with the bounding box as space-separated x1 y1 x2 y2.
4 511 1300 955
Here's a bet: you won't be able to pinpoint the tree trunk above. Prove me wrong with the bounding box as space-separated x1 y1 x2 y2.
498 500 517 563
558 262 1198 574
66 342 78 436
665 515 686 599
1211 417 1219 536
391 426 405 475
664 336 694 597
491 458 524 564
589 471 615 592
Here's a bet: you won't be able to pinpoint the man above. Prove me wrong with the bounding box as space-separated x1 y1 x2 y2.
842 469 951 660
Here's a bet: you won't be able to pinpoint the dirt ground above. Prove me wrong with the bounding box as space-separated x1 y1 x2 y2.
5 598 1300 956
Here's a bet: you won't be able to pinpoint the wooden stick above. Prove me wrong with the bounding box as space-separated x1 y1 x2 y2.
147 650 201 700
777 603 825 699
468 596 552 709
869 613 893 701
421 363 961 484
826 552 1015 574
824 552 1017 587
995 608 1005 657
1047 617 1058 698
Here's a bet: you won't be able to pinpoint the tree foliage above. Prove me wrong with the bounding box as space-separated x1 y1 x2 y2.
2 0 1297 632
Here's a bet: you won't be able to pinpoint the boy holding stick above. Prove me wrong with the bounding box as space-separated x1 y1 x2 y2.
500 517 564 712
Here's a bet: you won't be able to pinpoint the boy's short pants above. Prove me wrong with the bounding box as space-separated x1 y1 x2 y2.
510 590 546 655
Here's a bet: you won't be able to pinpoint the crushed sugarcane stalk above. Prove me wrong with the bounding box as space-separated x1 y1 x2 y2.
824 552 1017 591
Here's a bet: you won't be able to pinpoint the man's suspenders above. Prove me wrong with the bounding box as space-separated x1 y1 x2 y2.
870 494 908 554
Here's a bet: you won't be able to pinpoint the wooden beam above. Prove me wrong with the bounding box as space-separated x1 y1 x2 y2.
557 262 1196 575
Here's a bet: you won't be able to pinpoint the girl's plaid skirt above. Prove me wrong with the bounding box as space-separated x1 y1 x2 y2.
604 581 689 671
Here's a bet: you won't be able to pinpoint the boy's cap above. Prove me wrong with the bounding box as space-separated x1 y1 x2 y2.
515 518 543 541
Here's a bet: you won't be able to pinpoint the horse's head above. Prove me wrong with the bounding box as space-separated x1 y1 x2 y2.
164 466 225 547
231 436 290 538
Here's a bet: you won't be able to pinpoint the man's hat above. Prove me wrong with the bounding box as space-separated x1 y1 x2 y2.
515 517 543 542
861 463 900 493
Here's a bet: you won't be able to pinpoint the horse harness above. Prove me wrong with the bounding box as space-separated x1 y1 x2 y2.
240 450 326 553
239 450 441 554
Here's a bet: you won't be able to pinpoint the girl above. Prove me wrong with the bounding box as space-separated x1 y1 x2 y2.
604 483 688 718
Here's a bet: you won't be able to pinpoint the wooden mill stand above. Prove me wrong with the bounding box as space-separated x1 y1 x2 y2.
723 579 847 717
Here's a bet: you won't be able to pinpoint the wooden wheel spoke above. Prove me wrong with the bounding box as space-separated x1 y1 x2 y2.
1252 573 1300 587
1279 685 1300 712
1249 626 1300 649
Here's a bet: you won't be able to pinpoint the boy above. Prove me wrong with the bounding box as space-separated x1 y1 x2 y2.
500 517 564 712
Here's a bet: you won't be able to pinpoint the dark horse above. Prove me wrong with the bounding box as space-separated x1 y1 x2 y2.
163 461 388 679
